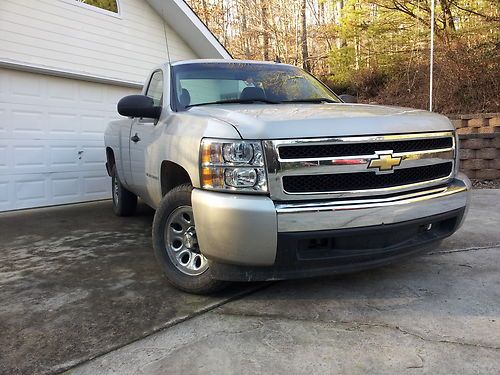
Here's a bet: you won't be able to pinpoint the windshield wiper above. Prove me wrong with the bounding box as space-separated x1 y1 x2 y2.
185 98 280 108
279 98 338 104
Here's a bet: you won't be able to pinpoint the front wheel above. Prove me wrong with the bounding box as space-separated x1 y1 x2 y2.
152 184 227 294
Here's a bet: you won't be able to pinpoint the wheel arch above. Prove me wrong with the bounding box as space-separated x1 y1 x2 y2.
105 147 116 176
160 161 192 196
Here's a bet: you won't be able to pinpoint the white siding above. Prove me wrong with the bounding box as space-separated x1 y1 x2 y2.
0 0 198 84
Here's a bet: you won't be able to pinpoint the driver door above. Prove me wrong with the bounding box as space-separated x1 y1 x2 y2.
129 70 163 202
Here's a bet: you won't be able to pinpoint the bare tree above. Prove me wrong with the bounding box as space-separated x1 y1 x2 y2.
260 0 270 60
300 0 310 71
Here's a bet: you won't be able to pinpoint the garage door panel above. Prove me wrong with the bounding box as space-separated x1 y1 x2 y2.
10 108 45 135
3 105 117 141
16 179 47 201
0 68 138 211
83 175 110 196
0 172 112 211
10 72 43 98
47 112 80 136
0 139 108 175
79 84 105 104
14 145 47 168
0 145 7 169
47 78 78 102
81 145 107 166
52 177 80 199
0 182 9 206
0 109 6 135
0 69 7 94
81 114 108 135
50 145 80 168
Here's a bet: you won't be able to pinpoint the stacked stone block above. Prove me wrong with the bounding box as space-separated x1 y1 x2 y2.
451 114 500 180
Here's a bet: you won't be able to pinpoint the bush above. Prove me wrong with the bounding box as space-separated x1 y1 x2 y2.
326 40 500 114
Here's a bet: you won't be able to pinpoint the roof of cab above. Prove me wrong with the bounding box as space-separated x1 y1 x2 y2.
168 59 291 67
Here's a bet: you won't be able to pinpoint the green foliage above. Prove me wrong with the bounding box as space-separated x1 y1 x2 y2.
328 45 356 86
326 0 499 112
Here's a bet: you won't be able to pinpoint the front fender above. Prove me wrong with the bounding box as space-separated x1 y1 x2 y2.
148 113 242 207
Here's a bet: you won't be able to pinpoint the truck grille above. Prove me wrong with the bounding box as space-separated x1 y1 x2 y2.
283 162 453 193
279 137 453 159
263 132 456 201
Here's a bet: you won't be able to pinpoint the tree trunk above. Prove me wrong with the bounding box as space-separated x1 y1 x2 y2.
300 0 310 71
201 0 209 26
336 0 346 49
439 0 456 33
240 3 251 59
260 0 270 60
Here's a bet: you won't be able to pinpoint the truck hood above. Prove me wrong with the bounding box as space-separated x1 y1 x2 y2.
189 103 453 139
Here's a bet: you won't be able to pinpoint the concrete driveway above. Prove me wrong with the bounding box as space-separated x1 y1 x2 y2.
0 202 259 375
1 190 499 374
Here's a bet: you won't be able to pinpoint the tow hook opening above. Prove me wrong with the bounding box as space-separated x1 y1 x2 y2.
419 223 433 232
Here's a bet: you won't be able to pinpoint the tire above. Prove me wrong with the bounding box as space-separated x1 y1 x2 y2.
152 183 227 294
111 165 137 216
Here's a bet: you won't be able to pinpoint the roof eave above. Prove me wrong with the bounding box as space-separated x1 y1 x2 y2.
145 0 231 60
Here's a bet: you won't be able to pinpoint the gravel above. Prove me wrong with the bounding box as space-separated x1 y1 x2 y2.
471 179 500 189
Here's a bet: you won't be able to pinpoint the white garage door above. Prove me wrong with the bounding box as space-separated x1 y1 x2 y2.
0 68 139 212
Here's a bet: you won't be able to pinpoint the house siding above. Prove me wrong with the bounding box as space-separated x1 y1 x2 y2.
0 0 198 84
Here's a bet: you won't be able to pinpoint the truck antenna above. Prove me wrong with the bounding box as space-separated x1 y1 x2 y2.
163 22 171 62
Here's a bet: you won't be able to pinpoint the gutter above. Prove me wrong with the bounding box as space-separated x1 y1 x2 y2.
0 59 143 89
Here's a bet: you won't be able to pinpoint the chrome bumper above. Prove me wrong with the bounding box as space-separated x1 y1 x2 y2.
192 174 470 266
277 173 471 232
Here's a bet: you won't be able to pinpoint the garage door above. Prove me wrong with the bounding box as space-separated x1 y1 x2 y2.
0 68 139 212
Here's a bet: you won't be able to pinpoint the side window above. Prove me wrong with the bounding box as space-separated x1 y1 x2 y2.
146 71 163 106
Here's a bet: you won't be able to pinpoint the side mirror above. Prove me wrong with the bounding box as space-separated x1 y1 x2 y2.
117 95 161 119
339 94 358 104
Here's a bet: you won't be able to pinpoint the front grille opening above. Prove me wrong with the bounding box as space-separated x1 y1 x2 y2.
296 215 459 260
283 162 453 193
279 137 453 159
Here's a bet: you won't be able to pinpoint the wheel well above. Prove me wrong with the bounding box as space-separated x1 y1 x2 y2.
106 147 115 176
161 161 192 196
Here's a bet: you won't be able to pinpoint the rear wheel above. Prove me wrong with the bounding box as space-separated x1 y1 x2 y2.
152 184 227 294
111 165 137 216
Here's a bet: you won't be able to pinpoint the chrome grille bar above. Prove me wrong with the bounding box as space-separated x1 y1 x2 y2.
263 131 456 201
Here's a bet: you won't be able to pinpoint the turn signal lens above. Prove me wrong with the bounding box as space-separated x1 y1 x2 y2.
201 167 224 189
201 141 223 165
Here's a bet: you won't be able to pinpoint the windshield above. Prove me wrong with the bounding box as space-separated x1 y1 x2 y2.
171 62 340 110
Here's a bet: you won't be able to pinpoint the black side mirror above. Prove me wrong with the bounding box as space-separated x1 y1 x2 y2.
117 95 161 119
339 94 358 103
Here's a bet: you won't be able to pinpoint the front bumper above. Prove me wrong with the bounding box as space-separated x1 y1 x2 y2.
191 174 470 280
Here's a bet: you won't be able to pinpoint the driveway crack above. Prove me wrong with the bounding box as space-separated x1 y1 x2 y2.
216 310 500 351
426 244 500 256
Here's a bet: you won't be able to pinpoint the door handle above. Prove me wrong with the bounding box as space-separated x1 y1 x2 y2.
131 133 141 143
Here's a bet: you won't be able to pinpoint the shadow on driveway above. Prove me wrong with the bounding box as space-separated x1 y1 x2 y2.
0 201 259 375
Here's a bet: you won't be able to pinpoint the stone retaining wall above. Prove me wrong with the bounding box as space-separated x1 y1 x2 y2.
450 113 500 180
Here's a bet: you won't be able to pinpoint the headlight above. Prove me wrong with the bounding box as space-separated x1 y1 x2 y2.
200 139 267 192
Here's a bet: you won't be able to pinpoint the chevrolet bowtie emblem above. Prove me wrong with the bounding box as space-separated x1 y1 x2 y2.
368 152 402 172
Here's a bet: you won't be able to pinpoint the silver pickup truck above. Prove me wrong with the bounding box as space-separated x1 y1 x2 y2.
105 59 470 294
